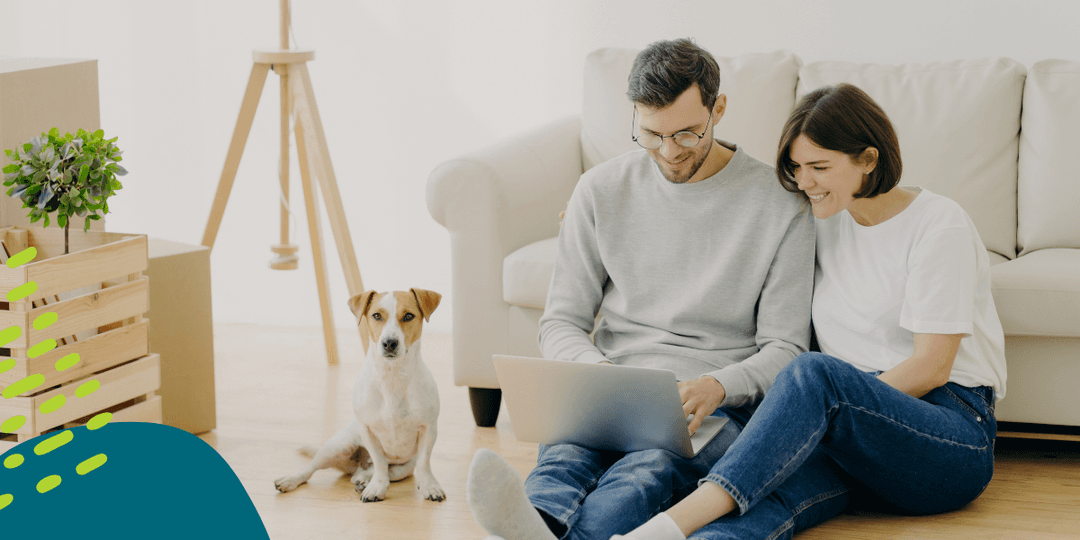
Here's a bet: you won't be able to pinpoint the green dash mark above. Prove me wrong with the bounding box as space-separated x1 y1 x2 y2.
36 475 61 494
2 373 44 398
55 353 80 372
86 412 112 430
76 379 99 398
27 339 57 358
3 454 23 469
39 394 66 414
0 326 21 348
7 247 36 269
0 415 25 432
6 281 37 302
0 493 11 511
76 454 107 475
0 358 14 375
34 430 74 456
33 312 58 331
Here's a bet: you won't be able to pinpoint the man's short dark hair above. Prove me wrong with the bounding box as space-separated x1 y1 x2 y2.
627 38 720 110
776 83 903 199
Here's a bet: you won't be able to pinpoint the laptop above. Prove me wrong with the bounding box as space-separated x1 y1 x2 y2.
492 355 729 459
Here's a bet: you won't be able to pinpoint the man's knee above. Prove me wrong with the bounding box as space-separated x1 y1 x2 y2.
610 448 682 489
538 443 595 462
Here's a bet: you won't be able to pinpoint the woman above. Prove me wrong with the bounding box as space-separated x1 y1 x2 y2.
615 83 1007 540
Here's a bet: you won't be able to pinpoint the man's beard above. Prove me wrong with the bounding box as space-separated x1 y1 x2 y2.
658 138 712 184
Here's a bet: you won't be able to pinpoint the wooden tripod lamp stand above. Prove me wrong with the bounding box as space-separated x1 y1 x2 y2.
201 0 367 363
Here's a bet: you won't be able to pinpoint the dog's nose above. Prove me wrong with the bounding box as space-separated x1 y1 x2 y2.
382 338 399 354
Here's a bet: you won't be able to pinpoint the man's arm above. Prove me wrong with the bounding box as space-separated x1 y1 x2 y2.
538 180 609 364
706 201 816 408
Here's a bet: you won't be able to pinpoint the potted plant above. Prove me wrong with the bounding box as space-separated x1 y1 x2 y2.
2 127 128 254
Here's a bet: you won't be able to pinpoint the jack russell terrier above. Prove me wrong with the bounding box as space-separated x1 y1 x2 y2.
274 288 445 502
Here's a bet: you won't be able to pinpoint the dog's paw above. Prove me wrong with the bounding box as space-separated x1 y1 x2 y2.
351 468 374 491
360 478 389 502
274 474 305 493
417 479 446 502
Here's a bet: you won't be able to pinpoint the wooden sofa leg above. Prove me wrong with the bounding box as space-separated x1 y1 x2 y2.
469 388 502 428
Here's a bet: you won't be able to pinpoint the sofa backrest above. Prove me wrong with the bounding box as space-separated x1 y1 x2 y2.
581 48 800 169
1017 59 1080 256
581 49 1028 260
798 59 1026 260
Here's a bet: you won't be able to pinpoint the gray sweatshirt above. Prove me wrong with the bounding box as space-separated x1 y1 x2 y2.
538 142 814 408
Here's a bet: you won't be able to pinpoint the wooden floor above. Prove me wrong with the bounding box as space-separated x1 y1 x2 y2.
204 323 1080 539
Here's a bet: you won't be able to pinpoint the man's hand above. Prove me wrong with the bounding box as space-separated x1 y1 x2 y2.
678 376 726 436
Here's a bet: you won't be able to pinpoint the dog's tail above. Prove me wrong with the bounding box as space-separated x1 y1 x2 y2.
296 444 367 474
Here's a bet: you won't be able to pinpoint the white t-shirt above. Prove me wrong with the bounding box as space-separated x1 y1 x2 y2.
812 187 1007 399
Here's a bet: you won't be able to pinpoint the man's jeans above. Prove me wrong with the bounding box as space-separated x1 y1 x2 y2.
523 406 755 540
693 352 996 540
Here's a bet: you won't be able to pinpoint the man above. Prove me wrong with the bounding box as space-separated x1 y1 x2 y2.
466 38 815 540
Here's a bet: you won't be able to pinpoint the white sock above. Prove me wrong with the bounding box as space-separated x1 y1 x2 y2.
467 448 558 540
612 512 686 540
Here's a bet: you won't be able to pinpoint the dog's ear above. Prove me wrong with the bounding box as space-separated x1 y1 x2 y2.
348 290 377 318
410 288 442 322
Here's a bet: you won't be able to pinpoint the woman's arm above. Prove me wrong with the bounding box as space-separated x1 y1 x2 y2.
877 333 963 398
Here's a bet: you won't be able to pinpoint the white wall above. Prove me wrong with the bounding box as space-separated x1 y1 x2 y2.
2 0 1077 338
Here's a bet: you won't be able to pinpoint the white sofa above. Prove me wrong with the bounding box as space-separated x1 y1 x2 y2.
426 48 1080 430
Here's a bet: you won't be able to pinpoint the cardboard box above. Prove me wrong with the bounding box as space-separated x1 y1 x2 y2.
0 58 103 230
146 238 216 434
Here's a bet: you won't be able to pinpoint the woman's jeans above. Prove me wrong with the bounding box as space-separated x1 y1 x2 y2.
693 352 996 540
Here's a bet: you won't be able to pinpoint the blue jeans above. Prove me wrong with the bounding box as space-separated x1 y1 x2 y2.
693 352 996 540
523 406 754 540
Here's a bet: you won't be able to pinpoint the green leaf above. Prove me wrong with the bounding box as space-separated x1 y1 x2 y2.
48 127 59 138
84 216 92 232
89 214 101 221
44 215 50 228
1 164 17 174
79 164 89 182
92 129 104 140
58 214 67 228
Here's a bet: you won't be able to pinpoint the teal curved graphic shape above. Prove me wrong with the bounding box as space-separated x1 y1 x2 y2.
0 423 269 539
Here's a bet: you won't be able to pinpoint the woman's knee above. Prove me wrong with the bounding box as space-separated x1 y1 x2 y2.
777 352 846 389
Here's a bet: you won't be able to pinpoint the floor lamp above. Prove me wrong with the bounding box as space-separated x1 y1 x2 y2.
201 0 367 363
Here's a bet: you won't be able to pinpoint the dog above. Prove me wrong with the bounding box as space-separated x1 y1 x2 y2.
274 288 446 502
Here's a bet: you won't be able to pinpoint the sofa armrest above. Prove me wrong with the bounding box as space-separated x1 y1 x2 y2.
426 115 583 388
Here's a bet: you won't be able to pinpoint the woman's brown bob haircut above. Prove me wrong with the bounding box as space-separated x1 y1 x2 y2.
776 83 902 199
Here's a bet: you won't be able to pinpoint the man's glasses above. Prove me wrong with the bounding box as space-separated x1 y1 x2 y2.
631 108 712 150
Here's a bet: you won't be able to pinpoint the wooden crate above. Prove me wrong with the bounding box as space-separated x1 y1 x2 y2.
0 227 160 451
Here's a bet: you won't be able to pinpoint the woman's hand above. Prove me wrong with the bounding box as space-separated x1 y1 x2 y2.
678 376 726 436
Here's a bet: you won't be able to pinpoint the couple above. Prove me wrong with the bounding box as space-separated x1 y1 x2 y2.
467 38 1006 540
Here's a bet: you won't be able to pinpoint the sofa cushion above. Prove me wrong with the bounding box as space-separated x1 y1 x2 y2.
991 249 1080 337
581 48 801 170
1017 60 1080 256
503 237 557 310
798 59 1026 261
